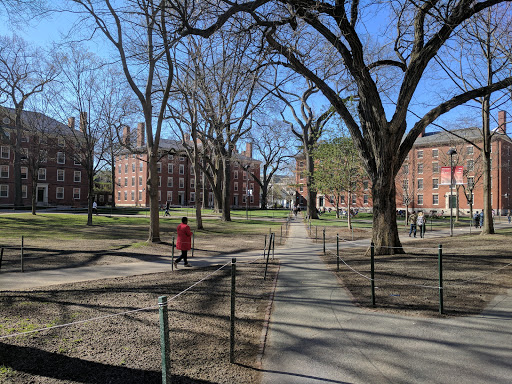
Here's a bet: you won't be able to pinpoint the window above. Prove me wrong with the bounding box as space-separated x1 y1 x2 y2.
124 178 128 186
178 164 185 175
21 167 28 179
179 156 185 162
363 181 369 190
132 176 135 186
158 176 161 187
124 191 127 200
131 191 135 201
432 178 439 189
363 195 369 204
22 185 27 199
243 183 247 193
56 187 64 199
352 194 357 204
242 195 246 203
125 154 129 160
74 154 81 165
432 162 439 173
73 188 81 199
179 178 184 188
125 164 128 173
38 168 46 180
168 154 174 160
467 146 474 155
140 162 143 171
243 171 247 180
158 190 161 202
190 192 195 202
234 182 238 191
417 194 423 205
417 179 423 189
118 165 121 174
167 177 173 187
403 179 409 190
139 176 142 186
132 163 135 172
403 164 409 175
299 186 303 192
250 195 254 203
157 162 162 173
433 194 439 205
467 160 474 171
167 191 172 202
118 191 121 201
40 150 47 163
57 169 65 182
139 190 143 200
74 171 81 182
58 137 65 147
190 165 194 175
340 195 345 204
467 176 474 188
190 178 195 189
57 152 65 164
168 163 173 173
234 171 238 179
0 185 8 197
432 148 438 158
0 146 9 159
118 177 121 186
417 150 423 159
418 163 423 174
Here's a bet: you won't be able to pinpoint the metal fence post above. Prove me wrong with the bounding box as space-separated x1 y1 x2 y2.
272 232 275 260
438 244 444 314
230 258 237 363
158 296 171 384
263 234 267 258
323 228 326 254
21 236 24 272
191 234 194 258
371 242 375 307
0 247 3 270
171 236 175 271
264 234 272 280
315 226 318 242
336 234 339 272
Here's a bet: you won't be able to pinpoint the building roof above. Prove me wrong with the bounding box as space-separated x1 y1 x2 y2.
0 107 78 136
415 127 512 147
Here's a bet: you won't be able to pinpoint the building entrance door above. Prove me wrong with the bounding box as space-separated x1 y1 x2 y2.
178 192 185 206
234 195 239 207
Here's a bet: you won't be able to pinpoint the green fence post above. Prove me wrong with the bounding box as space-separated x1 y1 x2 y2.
0 247 3 270
336 234 339 272
315 226 318 242
158 296 171 384
21 236 24 273
272 232 275 260
280 225 283 244
230 258 237 364
438 244 444 314
263 234 267 258
191 234 195 258
371 242 375 307
264 234 272 280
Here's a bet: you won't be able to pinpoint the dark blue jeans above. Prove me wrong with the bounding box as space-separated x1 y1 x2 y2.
409 224 417 237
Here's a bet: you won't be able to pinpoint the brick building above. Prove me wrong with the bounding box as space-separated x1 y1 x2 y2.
0 108 88 207
295 111 512 215
115 123 261 208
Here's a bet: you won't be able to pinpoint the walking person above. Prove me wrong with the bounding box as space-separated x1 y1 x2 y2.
174 217 193 268
408 210 418 237
417 211 425 238
508 211 511 224
92 201 98 215
474 211 480 228
479 210 484 229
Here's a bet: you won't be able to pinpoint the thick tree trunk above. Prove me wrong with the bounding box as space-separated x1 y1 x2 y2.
371 174 404 255
110 155 116 208
221 157 231 221
147 151 161 242
260 182 268 209
306 152 318 219
347 190 352 229
194 162 203 230
87 168 94 226
14 110 23 209
31 179 37 215
481 98 495 234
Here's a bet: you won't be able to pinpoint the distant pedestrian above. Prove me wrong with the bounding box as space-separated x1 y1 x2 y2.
479 211 484 228
417 212 425 238
508 211 511 224
474 211 480 228
408 211 418 237
92 201 98 215
164 201 171 217
174 217 193 268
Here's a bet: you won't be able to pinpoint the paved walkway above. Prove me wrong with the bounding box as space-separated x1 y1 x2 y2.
261 218 512 384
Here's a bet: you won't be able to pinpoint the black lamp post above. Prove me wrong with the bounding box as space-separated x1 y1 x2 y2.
448 148 457 236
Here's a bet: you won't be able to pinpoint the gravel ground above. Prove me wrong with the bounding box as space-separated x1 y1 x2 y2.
0 261 279 383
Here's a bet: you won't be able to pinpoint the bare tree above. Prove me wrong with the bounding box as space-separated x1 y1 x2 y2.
246 119 295 209
178 1 512 254
0 34 57 208
276 82 334 219
69 0 177 241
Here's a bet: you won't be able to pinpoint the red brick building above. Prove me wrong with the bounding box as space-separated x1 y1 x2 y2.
0 109 88 207
295 111 512 215
115 123 261 208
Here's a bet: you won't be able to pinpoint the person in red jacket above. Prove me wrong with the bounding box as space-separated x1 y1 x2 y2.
174 217 193 268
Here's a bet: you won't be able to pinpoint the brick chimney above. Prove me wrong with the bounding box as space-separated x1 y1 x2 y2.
79 112 87 133
137 122 145 147
245 142 253 158
498 110 507 134
68 117 75 130
419 127 426 137
122 125 131 146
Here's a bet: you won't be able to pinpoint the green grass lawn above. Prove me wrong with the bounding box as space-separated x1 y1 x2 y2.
0 212 284 241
